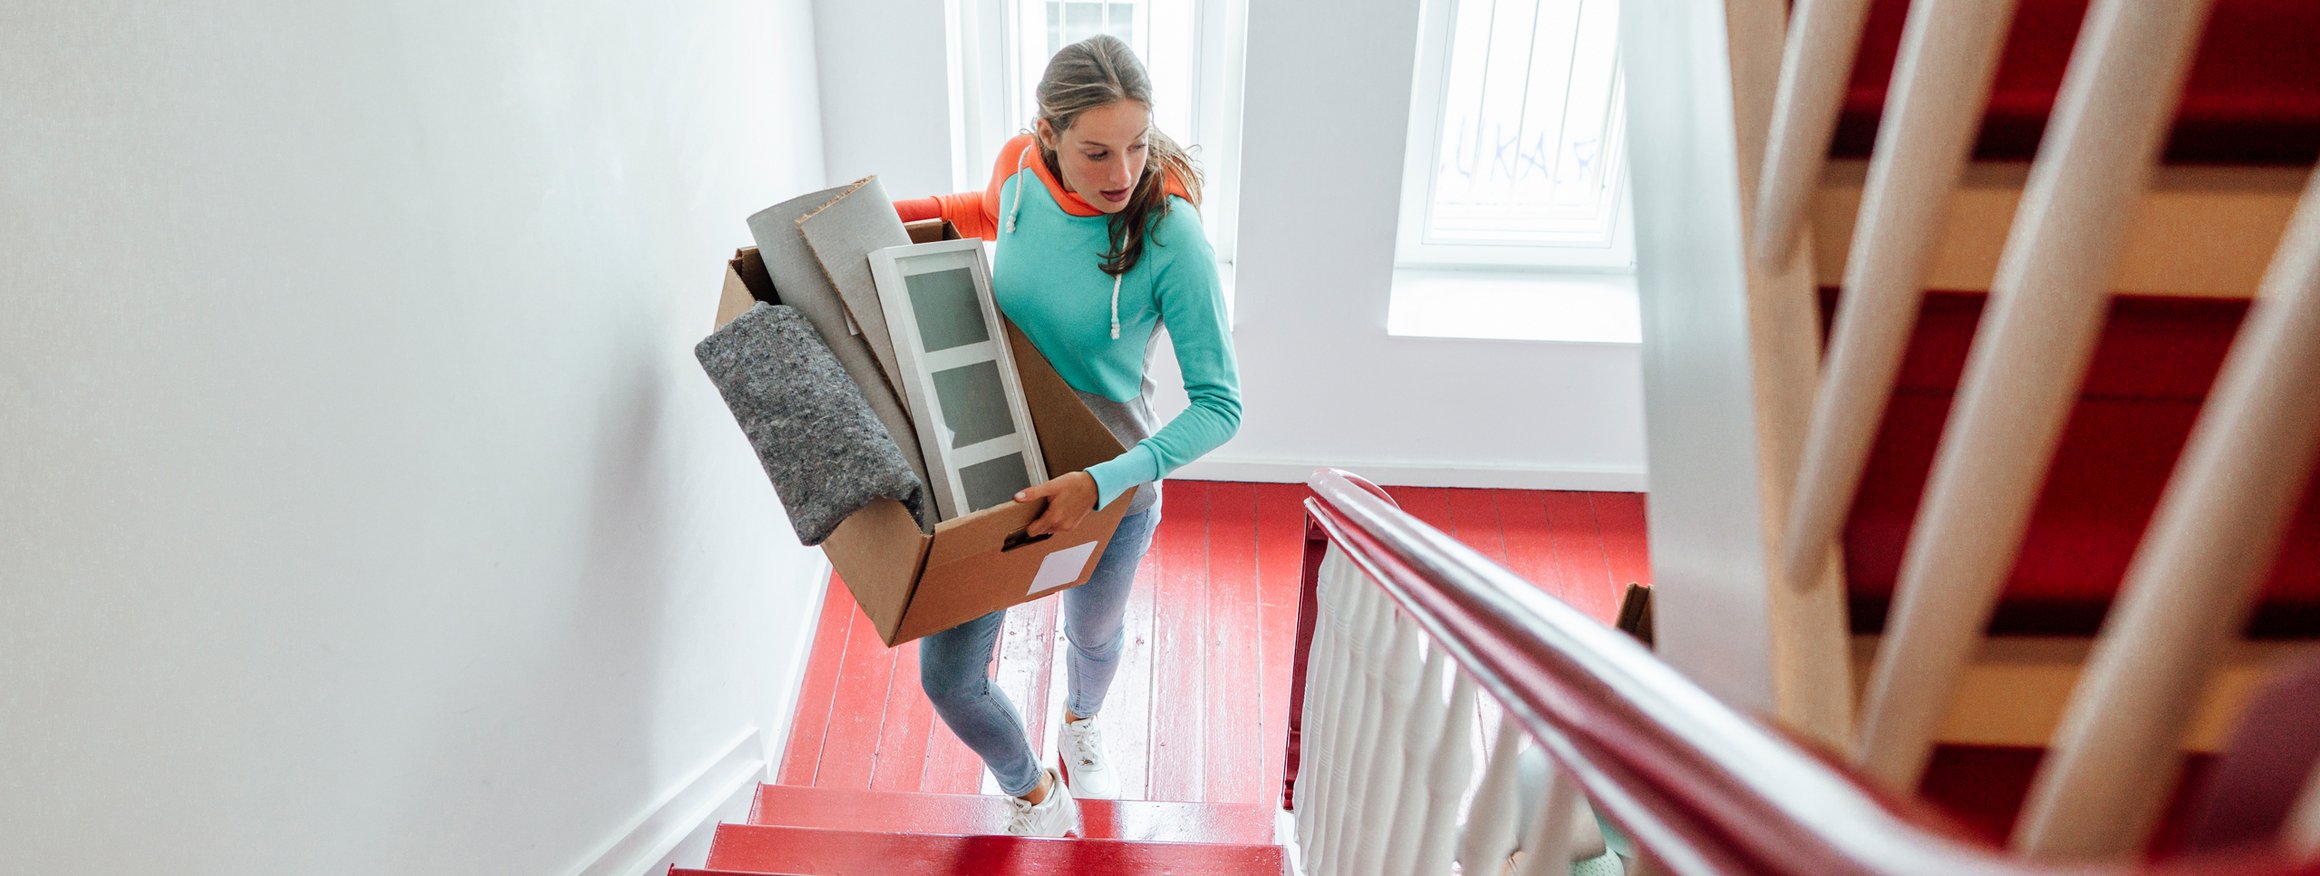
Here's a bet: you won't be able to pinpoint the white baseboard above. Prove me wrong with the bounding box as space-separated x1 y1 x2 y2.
1173 458 1648 492
569 730 768 876
1276 808 1306 876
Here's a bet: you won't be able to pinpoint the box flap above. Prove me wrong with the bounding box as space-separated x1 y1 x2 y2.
731 248 776 298
904 219 962 244
1005 319 1129 476
716 248 778 330
819 497 931 641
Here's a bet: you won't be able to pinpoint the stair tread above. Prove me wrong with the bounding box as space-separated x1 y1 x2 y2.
750 783 1278 845
704 824 1284 875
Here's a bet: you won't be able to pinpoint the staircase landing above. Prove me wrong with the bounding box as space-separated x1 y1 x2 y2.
779 479 1650 804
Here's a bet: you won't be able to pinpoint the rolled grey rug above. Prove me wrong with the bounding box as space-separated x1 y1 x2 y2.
696 302 932 545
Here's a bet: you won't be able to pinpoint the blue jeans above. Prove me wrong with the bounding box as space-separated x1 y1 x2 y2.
918 506 1160 797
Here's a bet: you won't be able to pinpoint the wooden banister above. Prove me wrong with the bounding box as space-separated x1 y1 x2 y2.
1293 467 2320 875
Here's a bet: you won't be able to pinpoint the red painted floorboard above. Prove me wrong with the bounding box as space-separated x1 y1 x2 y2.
1596 492 1653 593
1105 518 1161 800
1203 482 1266 804
778 576 856 786
749 784 1279 844
1447 488 1511 567
1543 491 1618 623
817 601 897 791
869 641 933 793
1395 486 1457 535
706 825 1284 875
1148 480 1210 801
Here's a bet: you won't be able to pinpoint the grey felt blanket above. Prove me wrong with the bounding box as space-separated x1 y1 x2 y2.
696 302 932 544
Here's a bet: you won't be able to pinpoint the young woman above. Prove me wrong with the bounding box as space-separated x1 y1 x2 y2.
892 34 1240 837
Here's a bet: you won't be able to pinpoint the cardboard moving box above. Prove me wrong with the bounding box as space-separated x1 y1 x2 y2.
714 220 1133 646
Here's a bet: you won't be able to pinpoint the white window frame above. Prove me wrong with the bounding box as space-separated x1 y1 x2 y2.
1395 0 1636 273
946 0 1248 264
869 239 1051 520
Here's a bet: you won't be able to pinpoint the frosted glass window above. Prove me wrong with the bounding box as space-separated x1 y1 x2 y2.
907 268 990 353
870 238 1050 520
933 361 1014 449
960 453 1036 514
1396 0 1634 269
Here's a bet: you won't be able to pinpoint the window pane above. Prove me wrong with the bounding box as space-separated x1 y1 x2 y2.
1027 1 1175 138
1062 2 1106 48
958 452 1035 514
906 267 990 353
1426 0 1624 248
932 360 1016 449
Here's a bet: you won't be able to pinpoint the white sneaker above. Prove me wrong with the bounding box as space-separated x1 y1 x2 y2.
1005 768 1081 837
1058 715 1121 799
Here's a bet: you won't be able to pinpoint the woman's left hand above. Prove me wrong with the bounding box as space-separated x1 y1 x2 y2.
1016 471 1100 536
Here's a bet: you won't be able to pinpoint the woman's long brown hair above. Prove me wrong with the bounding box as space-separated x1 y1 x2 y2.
1034 34 1205 276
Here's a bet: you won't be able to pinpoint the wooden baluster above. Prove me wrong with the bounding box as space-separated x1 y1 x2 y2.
1324 585 1399 871
2291 761 2320 857
1721 0 1858 747
1410 673 1479 873
1347 613 1424 868
1853 0 2218 790
1511 754 1582 876
1457 719 1529 874
1751 0 1873 270
1308 551 1377 873
2014 168 2320 859
1779 0 2020 599
1378 646 1451 873
1293 549 1349 859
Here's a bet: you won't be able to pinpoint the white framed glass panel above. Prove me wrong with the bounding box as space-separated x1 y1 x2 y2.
869 239 1050 520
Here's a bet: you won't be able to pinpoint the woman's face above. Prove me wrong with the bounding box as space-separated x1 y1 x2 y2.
1039 100 1150 215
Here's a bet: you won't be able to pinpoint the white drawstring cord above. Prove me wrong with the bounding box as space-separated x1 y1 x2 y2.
1109 273 1122 339
1007 146 1030 233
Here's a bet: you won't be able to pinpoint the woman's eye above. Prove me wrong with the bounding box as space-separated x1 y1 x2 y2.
1086 152 1108 161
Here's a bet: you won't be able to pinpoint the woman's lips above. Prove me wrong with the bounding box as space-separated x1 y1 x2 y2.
1100 187 1130 203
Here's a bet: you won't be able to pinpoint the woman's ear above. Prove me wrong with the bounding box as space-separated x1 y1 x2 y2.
1034 118 1055 151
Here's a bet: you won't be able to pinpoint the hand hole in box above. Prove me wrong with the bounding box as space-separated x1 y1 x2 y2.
1003 528 1053 553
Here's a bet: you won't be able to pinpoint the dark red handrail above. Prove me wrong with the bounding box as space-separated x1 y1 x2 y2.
1285 468 2320 876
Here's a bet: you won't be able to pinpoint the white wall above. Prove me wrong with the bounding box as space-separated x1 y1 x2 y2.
0 3 832 874
807 0 1649 489
810 0 956 199
1228 0 1646 490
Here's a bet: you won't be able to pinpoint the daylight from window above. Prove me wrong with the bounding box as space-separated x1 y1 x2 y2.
1010 0 1198 145
1411 0 1627 259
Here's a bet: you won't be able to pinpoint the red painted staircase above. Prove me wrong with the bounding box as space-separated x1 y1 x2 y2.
671 784 1286 875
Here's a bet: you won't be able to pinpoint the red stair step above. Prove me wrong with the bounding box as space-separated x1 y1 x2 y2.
750 783 1278 845
704 824 1284 875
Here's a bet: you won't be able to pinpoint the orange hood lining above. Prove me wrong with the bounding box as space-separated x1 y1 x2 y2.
989 133 1195 219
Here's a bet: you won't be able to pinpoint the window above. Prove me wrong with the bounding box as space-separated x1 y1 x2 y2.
1397 0 1632 271
868 239 1050 519
948 0 1247 263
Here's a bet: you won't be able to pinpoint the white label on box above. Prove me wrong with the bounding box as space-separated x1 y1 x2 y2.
1028 541 1100 595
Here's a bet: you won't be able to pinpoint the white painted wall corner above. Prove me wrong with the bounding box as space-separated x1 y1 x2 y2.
569 730 769 876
